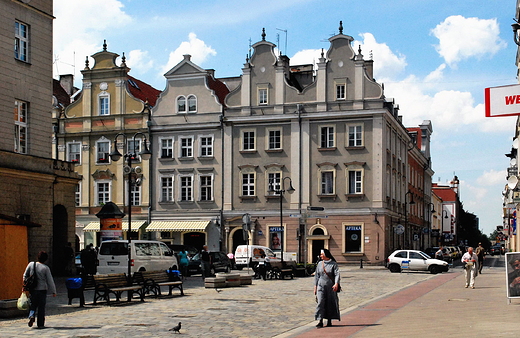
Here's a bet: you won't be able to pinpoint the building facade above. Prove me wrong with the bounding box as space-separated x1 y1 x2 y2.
0 0 79 299
55 44 160 247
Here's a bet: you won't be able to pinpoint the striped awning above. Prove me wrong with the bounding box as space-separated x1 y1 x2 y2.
146 220 210 232
82 221 147 232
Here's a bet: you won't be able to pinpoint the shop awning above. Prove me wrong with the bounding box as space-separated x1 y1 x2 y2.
82 221 147 232
146 220 210 232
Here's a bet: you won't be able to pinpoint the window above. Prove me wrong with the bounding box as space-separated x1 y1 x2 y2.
242 130 255 151
336 83 345 100
321 171 334 195
96 140 110 163
344 224 363 253
242 173 255 196
14 100 28 154
199 175 213 201
188 95 197 112
67 142 81 163
15 21 28 62
161 177 174 202
96 182 110 205
268 172 281 195
320 126 335 148
99 95 109 116
199 136 213 157
160 138 174 158
130 184 140 206
348 124 363 147
267 129 281 150
75 184 81 206
177 96 186 113
258 88 268 105
348 170 363 194
180 137 193 158
180 176 193 201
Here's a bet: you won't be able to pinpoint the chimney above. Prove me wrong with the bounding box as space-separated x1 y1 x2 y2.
59 74 74 95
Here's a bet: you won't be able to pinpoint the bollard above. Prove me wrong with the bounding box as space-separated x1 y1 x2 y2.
360 259 363 269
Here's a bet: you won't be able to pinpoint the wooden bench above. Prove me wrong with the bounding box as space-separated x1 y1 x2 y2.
133 270 184 297
279 268 294 279
93 273 144 304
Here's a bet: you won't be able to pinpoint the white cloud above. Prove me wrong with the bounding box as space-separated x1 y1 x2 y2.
431 15 506 67
290 49 322 67
476 169 507 186
160 33 217 75
53 0 132 81
355 33 407 80
126 50 154 74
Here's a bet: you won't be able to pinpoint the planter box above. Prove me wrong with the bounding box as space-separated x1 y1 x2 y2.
0 299 28 318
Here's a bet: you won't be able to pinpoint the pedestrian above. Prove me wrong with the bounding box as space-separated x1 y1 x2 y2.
23 251 57 329
314 249 341 328
177 250 189 279
62 242 75 275
200 245 211 279
461 246 478 289
80 243 97 276
475 243 485 274
435 247 444 260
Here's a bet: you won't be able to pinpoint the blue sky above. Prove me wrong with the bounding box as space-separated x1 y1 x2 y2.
54 0 518 237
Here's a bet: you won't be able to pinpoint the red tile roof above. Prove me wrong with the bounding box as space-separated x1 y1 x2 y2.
53 79 71 107
127 75 161 107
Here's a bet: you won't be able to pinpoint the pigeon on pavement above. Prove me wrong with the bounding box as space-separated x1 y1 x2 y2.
169 322 182 333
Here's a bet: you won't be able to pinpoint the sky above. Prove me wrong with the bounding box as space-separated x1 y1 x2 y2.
53 0 519 238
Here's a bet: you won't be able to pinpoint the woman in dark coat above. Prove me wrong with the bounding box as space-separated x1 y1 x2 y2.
313 249 340 328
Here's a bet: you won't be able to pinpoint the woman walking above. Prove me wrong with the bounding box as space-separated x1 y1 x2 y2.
314 249 341 328
23 251 56 329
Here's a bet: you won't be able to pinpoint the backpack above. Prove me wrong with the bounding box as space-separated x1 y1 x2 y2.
23 262 37 292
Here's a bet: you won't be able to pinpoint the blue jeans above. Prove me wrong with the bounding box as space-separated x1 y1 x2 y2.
29 290 47 327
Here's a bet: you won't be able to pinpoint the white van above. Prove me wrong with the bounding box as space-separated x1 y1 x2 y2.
234 245 281 270
98 240 178 274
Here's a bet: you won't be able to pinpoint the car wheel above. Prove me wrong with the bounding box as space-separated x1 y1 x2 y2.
389 264 401 273
430 265 439 274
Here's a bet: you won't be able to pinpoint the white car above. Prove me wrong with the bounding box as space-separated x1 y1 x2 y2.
387 249 449 274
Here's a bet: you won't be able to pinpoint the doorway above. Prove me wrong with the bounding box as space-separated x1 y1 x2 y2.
183 232 206 251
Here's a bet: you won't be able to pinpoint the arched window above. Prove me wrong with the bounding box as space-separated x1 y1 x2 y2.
187 95 197 112
177 96 186 113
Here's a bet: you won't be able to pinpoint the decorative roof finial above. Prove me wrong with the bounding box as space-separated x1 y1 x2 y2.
339 21 343 34
321 48 324 58
121 52 126 67
358 45 362 54
262 28 266 41
103 39 107 51
84 56 90 70
246 54 249 63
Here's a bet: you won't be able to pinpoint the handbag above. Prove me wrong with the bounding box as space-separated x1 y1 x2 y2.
322 262 341 292
23 262 37 292
17 292 30 311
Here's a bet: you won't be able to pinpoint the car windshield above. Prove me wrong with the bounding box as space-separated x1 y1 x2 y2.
418 251 430 259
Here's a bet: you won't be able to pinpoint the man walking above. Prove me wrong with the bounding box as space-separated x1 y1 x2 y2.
461 247 478 289
475 243 485 274
200 245 211 279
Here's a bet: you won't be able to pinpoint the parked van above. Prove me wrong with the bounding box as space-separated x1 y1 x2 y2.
98 240 178 274
234 245 281 270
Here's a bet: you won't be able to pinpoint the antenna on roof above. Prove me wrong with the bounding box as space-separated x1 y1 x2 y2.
276 28 287 55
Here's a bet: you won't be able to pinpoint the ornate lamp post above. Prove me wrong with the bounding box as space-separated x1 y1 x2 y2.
427 202 436 247
109 132 151 284
269 176 295 263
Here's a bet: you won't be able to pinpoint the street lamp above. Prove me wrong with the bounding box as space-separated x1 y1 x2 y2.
404 191 415 248
269 176 295 263
109 132 151 284
442 209 449 244
427 202 435 247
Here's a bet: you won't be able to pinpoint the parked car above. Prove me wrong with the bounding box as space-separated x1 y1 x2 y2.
446 246 462 259
166 244 198 257
387 249 449 274
489 244 504 256
187 251 232 276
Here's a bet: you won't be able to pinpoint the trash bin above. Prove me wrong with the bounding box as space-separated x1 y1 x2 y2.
66 278 85 307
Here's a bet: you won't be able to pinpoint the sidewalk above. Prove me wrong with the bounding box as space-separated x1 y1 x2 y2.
290 265 518 338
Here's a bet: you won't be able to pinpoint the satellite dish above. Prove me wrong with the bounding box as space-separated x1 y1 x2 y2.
507 175 518 189
513 138 519 149
134 166 142 174
123 166 132 175
511 158 517 167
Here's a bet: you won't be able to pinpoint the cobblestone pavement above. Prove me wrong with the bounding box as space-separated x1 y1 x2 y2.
0 267 437 337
